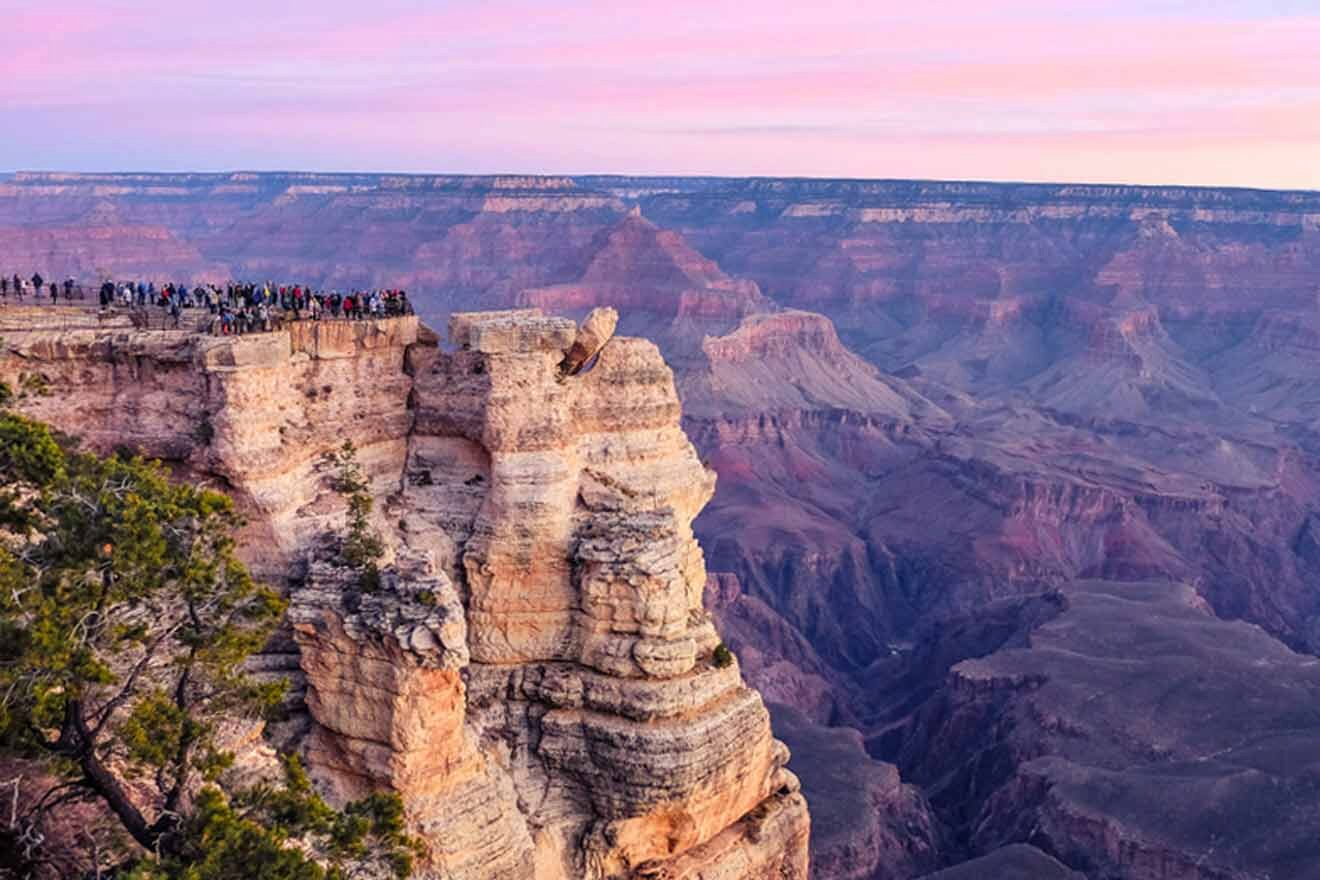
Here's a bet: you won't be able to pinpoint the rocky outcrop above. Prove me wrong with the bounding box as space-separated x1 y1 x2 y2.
0 308 420 579
681 310 941 421
390 310 805 878
290 555 536 879
768 704 940 880
560 306 618 375
0 306 809 880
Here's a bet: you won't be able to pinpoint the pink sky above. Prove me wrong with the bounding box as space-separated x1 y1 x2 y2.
2 0 1318 189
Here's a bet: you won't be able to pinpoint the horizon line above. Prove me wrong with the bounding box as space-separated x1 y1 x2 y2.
6 168 1320 198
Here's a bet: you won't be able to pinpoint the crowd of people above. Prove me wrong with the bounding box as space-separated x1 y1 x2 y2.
97 280 414 334
1 272 414 335
1 273 82 303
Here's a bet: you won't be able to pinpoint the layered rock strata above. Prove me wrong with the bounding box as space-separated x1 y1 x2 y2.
0 306 418 579
386 309 804 878
0 306 809 880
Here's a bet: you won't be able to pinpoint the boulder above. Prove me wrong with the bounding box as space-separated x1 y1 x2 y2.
561 306 618 375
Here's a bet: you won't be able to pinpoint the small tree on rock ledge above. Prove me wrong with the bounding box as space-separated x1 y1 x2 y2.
325 440 385 592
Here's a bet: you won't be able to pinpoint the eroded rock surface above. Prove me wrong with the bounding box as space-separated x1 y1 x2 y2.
560 306 618 375
0 307 808 880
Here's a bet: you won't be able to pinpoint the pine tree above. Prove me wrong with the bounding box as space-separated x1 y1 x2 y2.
0 407 420 878
325 441 384 591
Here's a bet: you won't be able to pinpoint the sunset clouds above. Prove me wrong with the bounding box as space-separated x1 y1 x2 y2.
2 0 1317 188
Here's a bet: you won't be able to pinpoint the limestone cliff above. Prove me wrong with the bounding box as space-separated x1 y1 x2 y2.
0 306 809 880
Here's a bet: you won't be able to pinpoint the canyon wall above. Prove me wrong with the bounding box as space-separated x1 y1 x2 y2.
0 306 809 880
9 171 1320 878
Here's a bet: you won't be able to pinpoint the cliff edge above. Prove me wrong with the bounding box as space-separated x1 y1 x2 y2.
0 305 810 879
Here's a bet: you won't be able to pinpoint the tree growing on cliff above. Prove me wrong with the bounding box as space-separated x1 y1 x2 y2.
324 441 384 592
0 410 418 878
123 755 421 880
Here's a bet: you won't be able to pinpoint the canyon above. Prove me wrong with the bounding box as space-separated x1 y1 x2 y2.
5 171 1320 878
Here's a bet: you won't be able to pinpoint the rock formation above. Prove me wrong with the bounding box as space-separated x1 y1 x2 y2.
11 171 1320 877
0 306 809 880
0 307 419 580
559 306 618 375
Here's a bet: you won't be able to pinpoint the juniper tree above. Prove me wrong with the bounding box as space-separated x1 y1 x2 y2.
324 441 384 591
0 407 419 878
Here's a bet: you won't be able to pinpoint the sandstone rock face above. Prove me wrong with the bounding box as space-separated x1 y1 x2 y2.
395 310 804 878
290 555 536 879
0 306 809 880
290 556 472 803
0 308 419 581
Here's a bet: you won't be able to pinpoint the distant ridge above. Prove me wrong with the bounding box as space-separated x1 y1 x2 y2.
8 170 1320 204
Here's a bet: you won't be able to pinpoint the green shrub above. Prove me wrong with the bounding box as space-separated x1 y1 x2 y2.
123 757 423 879
18 372 50 398
324 441 385 591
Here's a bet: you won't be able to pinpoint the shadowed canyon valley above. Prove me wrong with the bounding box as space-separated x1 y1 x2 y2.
5 171 1320 879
